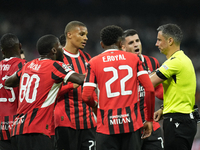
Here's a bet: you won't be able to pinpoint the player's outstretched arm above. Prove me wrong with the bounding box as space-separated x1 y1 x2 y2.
67 73 85 85
5 72 20 87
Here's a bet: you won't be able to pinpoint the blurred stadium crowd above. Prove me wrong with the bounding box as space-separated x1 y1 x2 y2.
0 0 200 147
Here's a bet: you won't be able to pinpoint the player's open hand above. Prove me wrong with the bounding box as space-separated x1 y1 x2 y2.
141 121 152 139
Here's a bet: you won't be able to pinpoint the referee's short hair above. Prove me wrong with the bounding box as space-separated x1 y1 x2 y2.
157 23 183 45
100 25 123 46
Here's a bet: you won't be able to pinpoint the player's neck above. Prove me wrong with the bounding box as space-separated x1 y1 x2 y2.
64 44 79 54
5 54 21 59
40 54 53 60
104 45 119 51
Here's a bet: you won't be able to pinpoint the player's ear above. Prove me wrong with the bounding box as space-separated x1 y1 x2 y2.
100 41 104 49
121 44 126 51
168 37 174 46
67 32 72 39
52 48 57 54
19 43 22 50
117 41 122 50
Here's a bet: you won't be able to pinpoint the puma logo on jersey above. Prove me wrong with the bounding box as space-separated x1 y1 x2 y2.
175 122 179 128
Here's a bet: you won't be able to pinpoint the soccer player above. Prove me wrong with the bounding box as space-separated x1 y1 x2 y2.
82 25 155 150
121 29 164 150
0 33 26 150
58 34 66 47
5 34 85 150
54 21 97 150
151 23 197 150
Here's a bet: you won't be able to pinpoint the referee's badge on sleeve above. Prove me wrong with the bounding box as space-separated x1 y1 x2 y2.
162 64 168 70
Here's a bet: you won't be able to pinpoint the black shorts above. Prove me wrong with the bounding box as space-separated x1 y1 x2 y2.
96 130 142 150
55 127 96 150
11 133 53 150
0 140 13 150
163 113 197 150
51 135 57 150
141 127 164 150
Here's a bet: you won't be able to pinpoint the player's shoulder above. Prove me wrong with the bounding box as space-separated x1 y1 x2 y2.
88 54 99 63
121 51 140 60
79 50 91 58
143 54 159 62
143 54 156 60
26 58 56 66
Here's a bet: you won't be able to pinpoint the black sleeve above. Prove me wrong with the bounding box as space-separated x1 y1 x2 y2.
156 70 167 80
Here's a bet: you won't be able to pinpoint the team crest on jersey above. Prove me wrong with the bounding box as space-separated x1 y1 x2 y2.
162 64 168 70
62 63 73 72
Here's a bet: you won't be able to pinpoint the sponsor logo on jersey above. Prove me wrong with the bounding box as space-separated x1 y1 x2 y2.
109 113 131 125
0 121 13 130
13 115 25 126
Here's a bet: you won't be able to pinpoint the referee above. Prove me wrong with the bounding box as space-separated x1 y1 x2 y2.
151 23 197 150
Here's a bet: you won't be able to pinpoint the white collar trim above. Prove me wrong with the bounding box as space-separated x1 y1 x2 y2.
63 48 80 58
102 49 119 54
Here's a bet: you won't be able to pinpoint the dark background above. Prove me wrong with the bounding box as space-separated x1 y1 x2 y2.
0 0 200 145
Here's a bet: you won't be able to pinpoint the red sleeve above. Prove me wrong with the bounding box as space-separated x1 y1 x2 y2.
82 86 96 107
138 73 155 122
93 90 98 102
155 83 163 100
58 82 74 96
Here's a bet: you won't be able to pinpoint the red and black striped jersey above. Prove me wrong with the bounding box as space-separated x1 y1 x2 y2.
11 58 74 137
139 54 163 131
82 49 155 135
0 57 26 140
54 49 97 129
